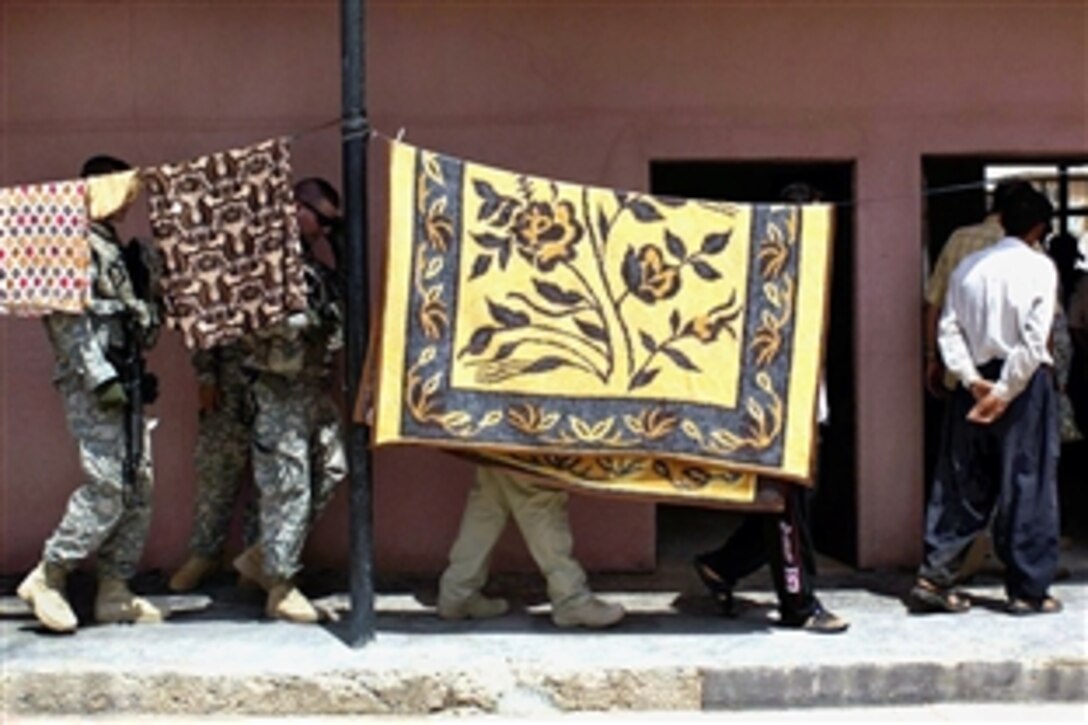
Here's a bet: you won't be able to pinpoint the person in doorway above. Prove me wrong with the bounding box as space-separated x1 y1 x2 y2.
910 184 1062 616
437 466 626 629
17 154 165 632
923 178 1033 581
1067 251 1088 436
1046 231 1085 312
229 177 348 623
1044 232 1086 553
1045 232 1084 445
1047 232 1088 434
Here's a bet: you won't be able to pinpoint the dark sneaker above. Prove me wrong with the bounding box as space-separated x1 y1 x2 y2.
800 607 849 634
782 605 849 634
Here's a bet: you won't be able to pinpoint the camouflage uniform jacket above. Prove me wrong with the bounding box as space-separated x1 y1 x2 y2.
44 222 160 390
242 254 342 382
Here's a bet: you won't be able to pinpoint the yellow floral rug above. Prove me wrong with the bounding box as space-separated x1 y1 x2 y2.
373 141 832 504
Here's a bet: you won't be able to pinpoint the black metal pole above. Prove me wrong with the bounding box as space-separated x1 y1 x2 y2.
341 0 374 646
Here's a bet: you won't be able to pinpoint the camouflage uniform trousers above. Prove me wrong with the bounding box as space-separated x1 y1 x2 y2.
43 377 154 579
251 374 346 580
187 374 257 559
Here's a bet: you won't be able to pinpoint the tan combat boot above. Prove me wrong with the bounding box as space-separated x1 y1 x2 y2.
437 592 510 620
233 545 277 592
167 555 217 593
266 580 319 623
551 596 626 629
94 577 165 624
16 561 77 633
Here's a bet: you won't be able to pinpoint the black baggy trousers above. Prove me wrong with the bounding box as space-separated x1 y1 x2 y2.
699 482 819 623
919 362 1060 601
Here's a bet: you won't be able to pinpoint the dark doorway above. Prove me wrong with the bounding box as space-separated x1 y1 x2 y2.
650 160 858 566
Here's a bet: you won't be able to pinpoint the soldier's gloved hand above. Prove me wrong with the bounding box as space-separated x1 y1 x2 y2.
141 372 160 405
132 300 154 331
95 380 128 410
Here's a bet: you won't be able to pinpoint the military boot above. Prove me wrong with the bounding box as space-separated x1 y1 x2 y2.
266 580 319 623
94 578 165 624
551 596 626 629
233 545 277 592
16 561 77 633
167 555 217 593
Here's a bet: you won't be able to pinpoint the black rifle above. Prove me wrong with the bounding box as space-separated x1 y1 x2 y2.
116 241 155 507
117 312 144 508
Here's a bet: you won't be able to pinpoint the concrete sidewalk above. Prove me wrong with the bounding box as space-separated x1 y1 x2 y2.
2 556 1085 717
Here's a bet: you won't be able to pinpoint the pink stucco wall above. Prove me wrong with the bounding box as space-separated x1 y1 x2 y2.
2 1 1085 573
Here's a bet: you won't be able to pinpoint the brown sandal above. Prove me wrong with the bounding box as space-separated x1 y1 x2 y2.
908 579 970 614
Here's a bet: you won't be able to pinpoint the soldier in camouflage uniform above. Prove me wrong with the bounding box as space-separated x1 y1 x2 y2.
231 178 347 623
167 341 257 592
17 155 165 633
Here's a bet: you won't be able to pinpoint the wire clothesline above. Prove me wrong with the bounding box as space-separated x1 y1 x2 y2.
360 124 1073 210
4 114 1075 211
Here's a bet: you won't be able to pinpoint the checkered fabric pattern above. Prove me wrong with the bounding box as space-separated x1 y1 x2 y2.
0 181 92 316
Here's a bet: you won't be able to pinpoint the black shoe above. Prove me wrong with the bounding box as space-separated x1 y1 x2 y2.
693 556 735 616
781 605 849 634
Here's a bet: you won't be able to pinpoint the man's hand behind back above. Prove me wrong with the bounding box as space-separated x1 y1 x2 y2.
967 391 1008 424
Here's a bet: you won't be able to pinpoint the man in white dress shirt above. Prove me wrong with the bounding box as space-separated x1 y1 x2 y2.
911 184 1062 616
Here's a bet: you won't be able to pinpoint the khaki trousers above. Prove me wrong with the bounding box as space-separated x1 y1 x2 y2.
439 467 589 609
